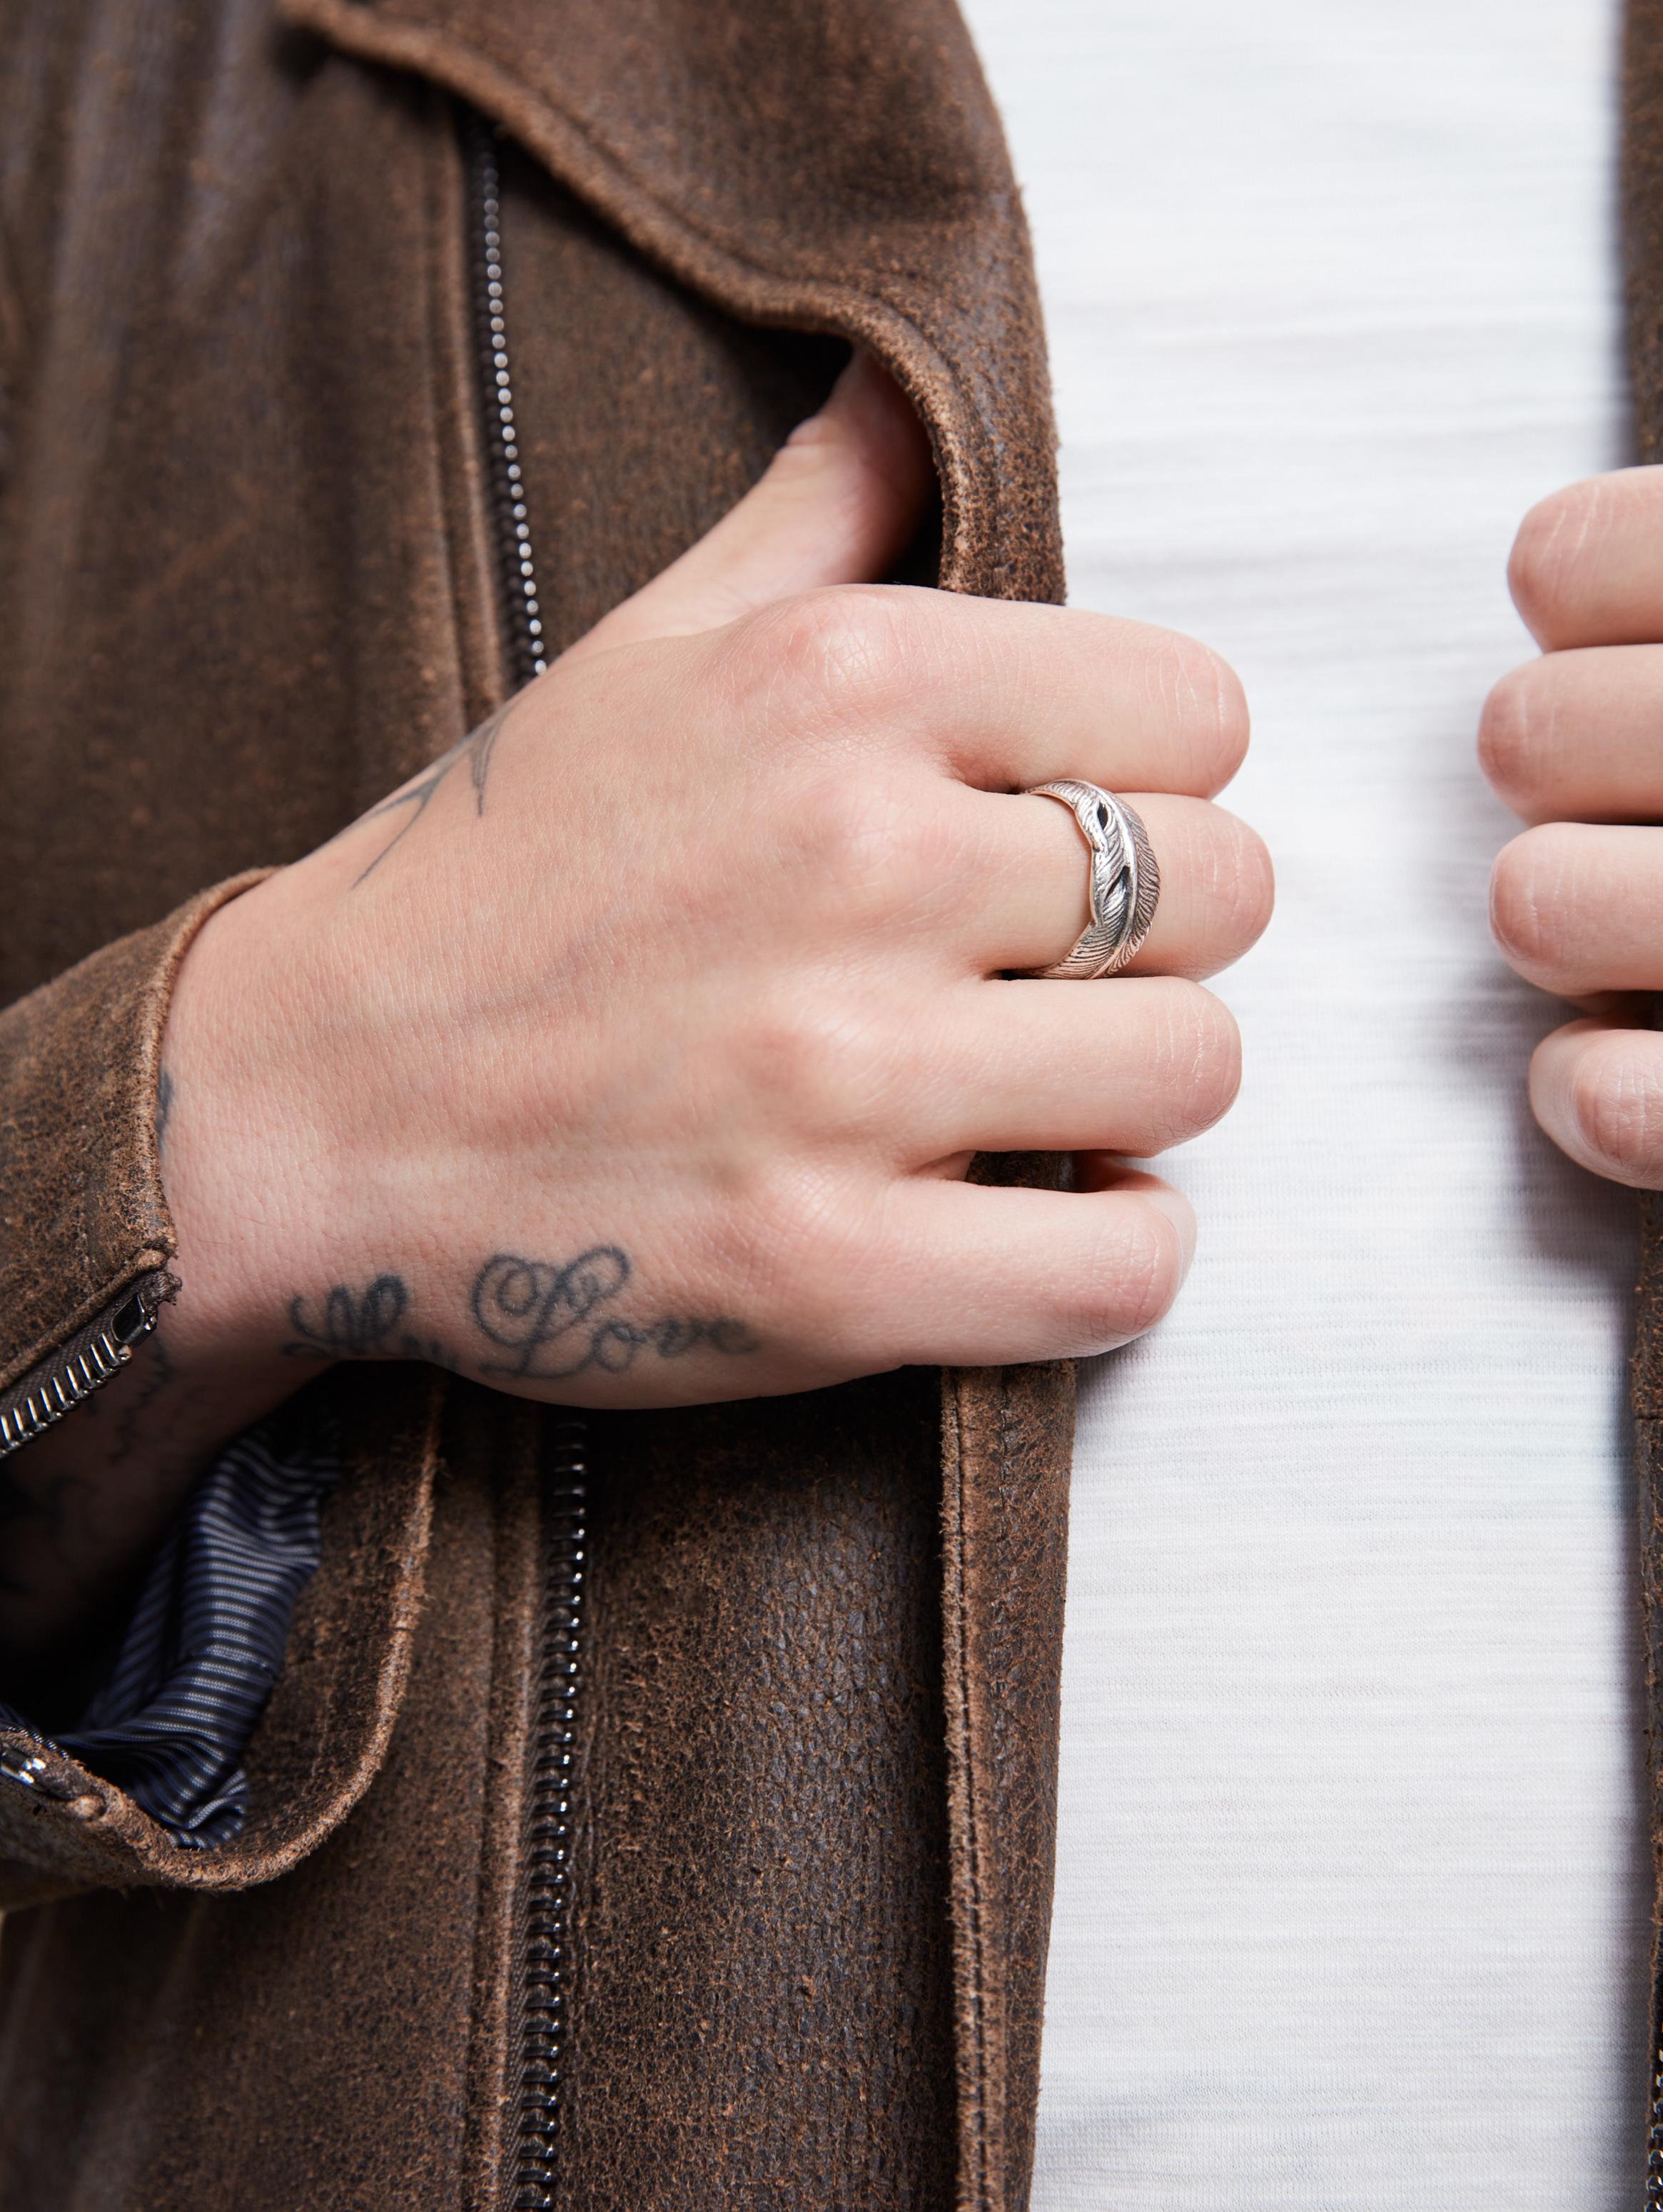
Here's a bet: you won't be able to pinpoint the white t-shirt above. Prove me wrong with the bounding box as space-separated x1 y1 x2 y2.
954 1 1649 2203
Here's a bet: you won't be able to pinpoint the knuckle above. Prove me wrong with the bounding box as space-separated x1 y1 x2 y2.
728 587 909 730
1477 665 1544 808
740 1168 900 1341
787 771 939 923
729 991 884 1129
1489 825 1574 974
1507 479 1602 639
707 1158 861 1328
743 1161 844 1282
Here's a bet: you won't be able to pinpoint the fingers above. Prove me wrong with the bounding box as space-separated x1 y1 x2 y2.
564 351 935 664
1508 468 1663 650
1480 644 1663 825
893 977 1240 1158
945 786 1273 980
1528 1018 1663 1188
764 772 1268 992
836 1171 1196 1366
711 584 1250 800
1485 474 1663 1191
1481 646 1663 823
1490 822 1663 995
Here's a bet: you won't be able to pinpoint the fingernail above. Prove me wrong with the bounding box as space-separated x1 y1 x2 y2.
1141 1187 1197 1282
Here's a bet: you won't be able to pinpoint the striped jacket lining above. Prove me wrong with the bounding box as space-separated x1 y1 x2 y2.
0 1409 340 1848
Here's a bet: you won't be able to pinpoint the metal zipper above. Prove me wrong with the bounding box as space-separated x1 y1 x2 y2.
510 1429 588 2211
0 1710 101 1811
467 115 549 686
462 108 587 2211
0 1273 166 1460
1649 1940 1663 2209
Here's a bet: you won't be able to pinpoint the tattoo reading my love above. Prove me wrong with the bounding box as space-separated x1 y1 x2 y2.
284 1247 759 1381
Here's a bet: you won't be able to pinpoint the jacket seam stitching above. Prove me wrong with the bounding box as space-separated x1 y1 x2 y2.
431 93 509 728
945 1371 994 2210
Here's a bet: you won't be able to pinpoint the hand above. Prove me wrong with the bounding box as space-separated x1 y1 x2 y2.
164 357 1267 1407
1482 466 1663 1186
3 355 1270 1663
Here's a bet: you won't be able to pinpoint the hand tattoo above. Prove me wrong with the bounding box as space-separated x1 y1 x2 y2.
470 1249 759 1380
464 696 513 807
285 1275 414 1359
353 694 521 883
280 1252 759 1382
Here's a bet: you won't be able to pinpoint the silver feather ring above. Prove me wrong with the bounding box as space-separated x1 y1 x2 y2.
1023 780 1161 979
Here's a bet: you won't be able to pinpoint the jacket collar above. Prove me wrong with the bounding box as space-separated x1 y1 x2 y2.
279 0 1063 603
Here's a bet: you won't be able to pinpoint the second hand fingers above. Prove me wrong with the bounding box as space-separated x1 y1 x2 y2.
1481 643 1663 824
1491 822 1663 995
1529 1018 1663 1188
1510 468 1663 650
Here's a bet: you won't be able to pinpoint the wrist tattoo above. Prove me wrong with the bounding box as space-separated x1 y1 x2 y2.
281 1249 759 1382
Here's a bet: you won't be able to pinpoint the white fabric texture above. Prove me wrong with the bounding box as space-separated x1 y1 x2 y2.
953 1 1652 2202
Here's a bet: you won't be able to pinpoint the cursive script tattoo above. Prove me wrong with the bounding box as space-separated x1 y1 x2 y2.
285 1274 412 1359
470 1248 760 1381
353 694 521 883
281 1254 759 1382
283 1273 468 1373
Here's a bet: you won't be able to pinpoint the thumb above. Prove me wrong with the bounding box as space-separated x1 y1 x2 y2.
562 350 936 665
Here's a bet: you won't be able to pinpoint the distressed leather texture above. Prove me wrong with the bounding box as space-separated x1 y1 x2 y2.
0 880 260 1415
0 3 1071 2208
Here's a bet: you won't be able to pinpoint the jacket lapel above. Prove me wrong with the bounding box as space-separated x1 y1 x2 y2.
278 0 1064 603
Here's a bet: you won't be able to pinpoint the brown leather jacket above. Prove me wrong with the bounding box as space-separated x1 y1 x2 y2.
0 2 1071 2207
9 4 1663 2208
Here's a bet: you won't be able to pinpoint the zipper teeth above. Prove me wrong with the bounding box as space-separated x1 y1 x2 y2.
467 117 548 689
1649 1964 1663 2210
0 1710 59 1787
0 1288 161 1460
511 1434 588 2211
462 104 586 2210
